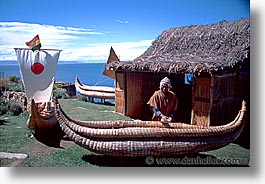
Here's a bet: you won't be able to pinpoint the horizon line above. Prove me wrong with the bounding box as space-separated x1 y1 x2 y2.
0 60 107 63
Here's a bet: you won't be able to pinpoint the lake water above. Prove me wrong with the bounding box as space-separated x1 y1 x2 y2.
0 61 114 87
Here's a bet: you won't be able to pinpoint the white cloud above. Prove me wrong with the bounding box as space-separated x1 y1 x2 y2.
0 22 151 62
117 19 129 24
60 40 152 61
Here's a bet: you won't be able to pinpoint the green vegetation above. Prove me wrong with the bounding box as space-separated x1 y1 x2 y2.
53 88 70 99
0 98 250 167
53 83 70 99
0 97 23 116
0 76 24 116
0 76 24 92
0 76 24 115
0 77 71 116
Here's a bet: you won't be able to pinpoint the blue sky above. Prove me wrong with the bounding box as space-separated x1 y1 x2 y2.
0 0 250 62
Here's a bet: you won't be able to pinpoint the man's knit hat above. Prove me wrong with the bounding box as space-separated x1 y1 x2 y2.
160 77 172 89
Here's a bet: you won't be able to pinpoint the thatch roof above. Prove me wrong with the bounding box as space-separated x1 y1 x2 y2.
105 18 250 74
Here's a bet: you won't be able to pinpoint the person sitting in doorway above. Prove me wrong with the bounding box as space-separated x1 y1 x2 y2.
147 77 178 122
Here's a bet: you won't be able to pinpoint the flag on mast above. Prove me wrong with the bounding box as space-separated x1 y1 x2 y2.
25 35 42 51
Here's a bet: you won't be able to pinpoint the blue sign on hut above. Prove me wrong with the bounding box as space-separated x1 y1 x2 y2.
103 18 250 127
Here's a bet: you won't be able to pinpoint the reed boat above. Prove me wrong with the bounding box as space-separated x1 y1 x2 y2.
53 97 246 157
75 76 115 99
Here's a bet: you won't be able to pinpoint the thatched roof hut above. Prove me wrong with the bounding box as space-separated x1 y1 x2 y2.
104 18 250 127
105 18 249 75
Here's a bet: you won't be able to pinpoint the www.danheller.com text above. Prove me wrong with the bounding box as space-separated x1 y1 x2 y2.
145 156 240 166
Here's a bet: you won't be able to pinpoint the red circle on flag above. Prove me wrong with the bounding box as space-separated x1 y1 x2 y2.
31 62 44 75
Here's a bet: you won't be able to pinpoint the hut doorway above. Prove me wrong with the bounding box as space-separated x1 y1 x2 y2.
170 74 192 124
114 71 193 123
141 73 192 123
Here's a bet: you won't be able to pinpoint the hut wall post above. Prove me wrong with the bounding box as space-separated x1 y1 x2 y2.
210 73 237 126
115 71 126 115
209 76 215 126
191 77 211 126
191 73 238 126
125 72 143 118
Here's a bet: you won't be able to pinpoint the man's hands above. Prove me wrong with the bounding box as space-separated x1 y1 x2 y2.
160 114 172 122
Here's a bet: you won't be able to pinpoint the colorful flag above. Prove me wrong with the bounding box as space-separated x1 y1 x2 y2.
15 49 61 103
25 35 42 51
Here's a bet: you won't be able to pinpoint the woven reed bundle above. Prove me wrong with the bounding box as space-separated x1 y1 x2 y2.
55 103 243 139
54 97 246 156
56 96 239 130
55 101 210 129
54 97 243 128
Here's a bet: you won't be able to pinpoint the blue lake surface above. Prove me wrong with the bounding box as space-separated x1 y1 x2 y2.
0 61 114 87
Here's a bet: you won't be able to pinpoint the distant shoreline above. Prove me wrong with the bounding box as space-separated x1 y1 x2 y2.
0 60 106 65
1 62 114 87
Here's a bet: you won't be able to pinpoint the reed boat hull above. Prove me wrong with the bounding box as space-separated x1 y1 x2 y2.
75 76 115 99
53 97 246 157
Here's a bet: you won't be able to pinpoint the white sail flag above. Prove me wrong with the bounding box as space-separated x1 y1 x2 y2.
15 49 61 103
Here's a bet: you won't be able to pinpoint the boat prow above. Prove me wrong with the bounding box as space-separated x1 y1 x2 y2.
27 99 58 130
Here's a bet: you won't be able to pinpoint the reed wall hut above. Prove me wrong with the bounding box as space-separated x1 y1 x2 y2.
104 18 250 126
